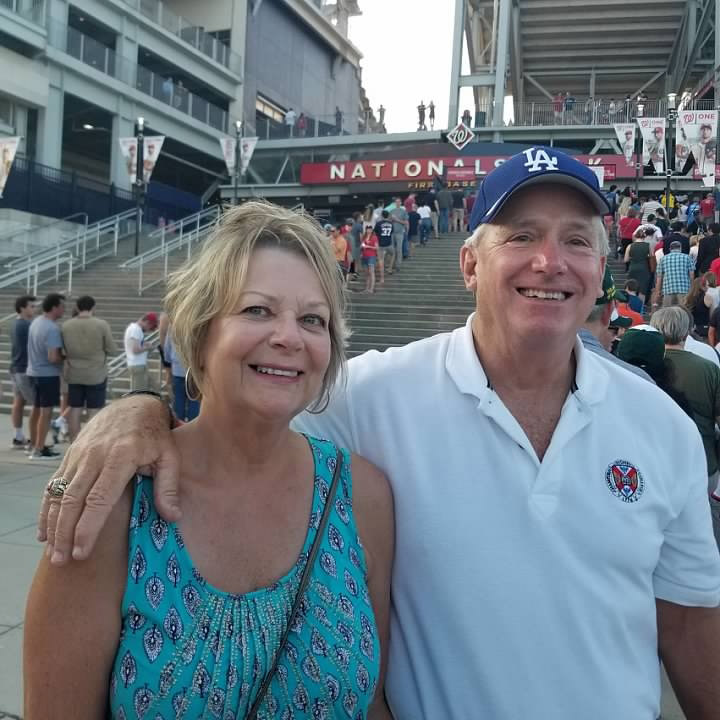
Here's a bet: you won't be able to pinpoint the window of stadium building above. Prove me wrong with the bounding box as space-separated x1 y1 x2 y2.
256 95 284 124
0 97 13 128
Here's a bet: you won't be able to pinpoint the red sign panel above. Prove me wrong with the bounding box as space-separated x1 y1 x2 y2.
299 154 627 185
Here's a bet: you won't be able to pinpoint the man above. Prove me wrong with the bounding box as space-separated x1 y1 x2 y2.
26 293 64 459
623 278 645 314
389 197 408 271
696 222 720 274
9 295 37 449
701 192 716 225
435 185 453 234
654 240 695 307
60 296 117 441
687 195 702 227
41 149 720 719
284 107 296 137
663 220 691 255
651 306 720 547
417 100 426 130
373 209 394 283
641 195 664 222
451 189 465 232
124 312 158 391
578 267 653 382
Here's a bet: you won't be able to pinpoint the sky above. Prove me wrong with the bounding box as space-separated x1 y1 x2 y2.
347 0 468 134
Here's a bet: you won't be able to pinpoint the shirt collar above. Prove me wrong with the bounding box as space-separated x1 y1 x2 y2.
446 314 608 406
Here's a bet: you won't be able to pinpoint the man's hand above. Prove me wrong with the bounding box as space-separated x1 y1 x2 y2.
38 395 180 566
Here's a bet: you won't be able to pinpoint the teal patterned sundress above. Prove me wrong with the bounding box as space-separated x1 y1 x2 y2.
108 435 379 719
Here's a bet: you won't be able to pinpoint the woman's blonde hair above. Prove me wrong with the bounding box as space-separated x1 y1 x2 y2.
165 200 349 412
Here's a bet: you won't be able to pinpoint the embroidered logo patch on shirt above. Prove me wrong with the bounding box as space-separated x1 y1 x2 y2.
606 460 645 503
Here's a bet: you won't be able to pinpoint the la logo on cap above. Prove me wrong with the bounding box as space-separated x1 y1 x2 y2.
522 148 559 173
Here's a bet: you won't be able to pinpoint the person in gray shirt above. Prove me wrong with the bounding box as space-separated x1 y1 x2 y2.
389 197 409 272
26 292 65 458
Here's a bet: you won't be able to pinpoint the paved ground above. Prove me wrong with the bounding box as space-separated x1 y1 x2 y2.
0 413 686 719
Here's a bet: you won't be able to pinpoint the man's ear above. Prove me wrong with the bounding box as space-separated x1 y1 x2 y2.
460 244 479 292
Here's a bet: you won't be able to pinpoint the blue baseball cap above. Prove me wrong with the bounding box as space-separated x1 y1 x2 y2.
468 146 611 231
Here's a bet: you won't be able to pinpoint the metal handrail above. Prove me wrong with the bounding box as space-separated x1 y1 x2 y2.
5 208 139 271
120 206 220 296
0 251 74 295
144 205 221 258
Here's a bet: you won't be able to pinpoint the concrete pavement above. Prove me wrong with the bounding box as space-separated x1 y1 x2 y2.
0 412 686 719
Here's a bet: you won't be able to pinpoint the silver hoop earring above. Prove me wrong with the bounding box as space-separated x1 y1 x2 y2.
185 368 201 402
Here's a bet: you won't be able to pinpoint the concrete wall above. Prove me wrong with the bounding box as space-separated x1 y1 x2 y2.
244 0 360 130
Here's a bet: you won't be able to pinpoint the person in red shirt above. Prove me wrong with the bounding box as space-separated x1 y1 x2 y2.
617 207 641 259
701 193 715 224
710 254 720 281
360 224 378 293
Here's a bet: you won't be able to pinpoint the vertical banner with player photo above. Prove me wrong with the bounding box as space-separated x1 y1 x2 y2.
638 117 666 173
613 124 636 165
141 135 164 184
0 136 21 199
219 137 236 176
119 135 165 185
239 136 258 175
119 137 138 185
675 109 717 180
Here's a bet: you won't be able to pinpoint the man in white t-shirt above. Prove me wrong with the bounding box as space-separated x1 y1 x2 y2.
39 149 720 719
124 312 158 391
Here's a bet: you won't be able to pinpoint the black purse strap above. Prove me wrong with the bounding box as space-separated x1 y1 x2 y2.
246 448 344 719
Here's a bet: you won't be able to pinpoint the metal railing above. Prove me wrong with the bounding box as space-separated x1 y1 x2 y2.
0 251 74 295
472 98 719 129
1 0 45 24
120 205 220 295
47 20 229 133
122 0 242 75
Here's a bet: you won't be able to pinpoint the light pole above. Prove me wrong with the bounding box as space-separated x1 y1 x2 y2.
665 93 677 215
634 103 644 199
233 119 242 205
134 116 145 257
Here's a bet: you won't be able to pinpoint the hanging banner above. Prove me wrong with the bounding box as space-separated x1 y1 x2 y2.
638 117 666 173
219 137 236 176
0 136 21 199
239 136 258 174
119 137 138 185
675 109 717 179
119 135 165 185
613 124 636 165
141 135 164 184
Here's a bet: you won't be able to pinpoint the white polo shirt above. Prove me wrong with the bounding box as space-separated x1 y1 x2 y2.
296 314 720 720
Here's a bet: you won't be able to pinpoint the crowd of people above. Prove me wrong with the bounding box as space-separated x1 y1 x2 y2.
7 295 180 458
324 188 475 294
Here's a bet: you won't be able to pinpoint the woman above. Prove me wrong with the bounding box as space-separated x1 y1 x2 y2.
624 226 655 302
617 206 641 259
685 274 711 338
25 202 394 719
360 223 378 294
705 271 720 315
